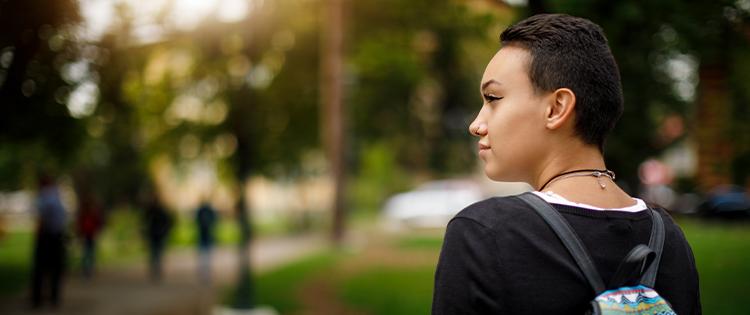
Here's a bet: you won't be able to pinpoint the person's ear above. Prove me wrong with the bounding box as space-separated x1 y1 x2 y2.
545 88 576 130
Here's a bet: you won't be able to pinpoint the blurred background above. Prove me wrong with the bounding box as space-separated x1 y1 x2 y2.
1 0 749 314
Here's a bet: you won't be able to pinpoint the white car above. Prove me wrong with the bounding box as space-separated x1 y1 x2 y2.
382 180 484 229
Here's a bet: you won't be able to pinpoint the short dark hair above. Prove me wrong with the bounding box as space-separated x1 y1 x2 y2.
500 14 623 151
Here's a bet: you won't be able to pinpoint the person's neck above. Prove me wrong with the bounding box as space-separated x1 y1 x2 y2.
532 142 635 209
533 143 606 190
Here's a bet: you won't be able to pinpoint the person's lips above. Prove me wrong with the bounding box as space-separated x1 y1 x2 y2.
478 142 491 152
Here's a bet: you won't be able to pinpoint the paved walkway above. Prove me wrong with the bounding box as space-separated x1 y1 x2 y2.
0 234 327 315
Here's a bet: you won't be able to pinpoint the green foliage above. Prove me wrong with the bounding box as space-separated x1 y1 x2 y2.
350 142 410 214
169 215 198 247
349 0 502 176
0 0 85 189
96 208 145 266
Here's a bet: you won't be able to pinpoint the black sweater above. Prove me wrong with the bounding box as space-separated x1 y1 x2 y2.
432 195 701 314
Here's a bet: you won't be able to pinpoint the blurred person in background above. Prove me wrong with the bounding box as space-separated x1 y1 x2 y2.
638 158 677 209
432 14 701 314
76 190 103 279
30 174 68 309
195 199 217 284
142 192 173 283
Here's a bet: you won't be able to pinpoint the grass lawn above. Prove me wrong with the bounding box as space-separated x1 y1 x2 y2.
677 218 750 314
341 265 435 315
0 230 33 295
238 219 750 315
232 231 441 315
250 252 340 313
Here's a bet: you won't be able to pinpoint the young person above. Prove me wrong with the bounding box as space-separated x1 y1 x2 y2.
432 14 701 314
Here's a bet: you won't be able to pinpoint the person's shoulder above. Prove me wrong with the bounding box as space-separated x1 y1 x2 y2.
452 193 534 229
648 205 692 242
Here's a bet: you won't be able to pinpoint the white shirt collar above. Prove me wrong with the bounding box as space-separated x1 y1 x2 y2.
532 191 647 213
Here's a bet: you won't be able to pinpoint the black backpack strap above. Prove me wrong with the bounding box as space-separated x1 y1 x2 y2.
608 244 656 288
517 192 606 294
641 207 665 287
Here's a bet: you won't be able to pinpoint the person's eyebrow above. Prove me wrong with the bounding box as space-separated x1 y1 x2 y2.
480 79 500 91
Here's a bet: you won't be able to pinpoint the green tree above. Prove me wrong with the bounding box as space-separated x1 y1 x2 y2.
0 0 84 188
348 0 509 179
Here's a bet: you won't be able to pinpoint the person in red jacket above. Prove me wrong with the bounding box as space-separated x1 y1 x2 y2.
76 191 103 278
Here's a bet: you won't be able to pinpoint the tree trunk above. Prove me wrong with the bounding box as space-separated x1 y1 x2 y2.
695 63 733 192
320 0 347 245
232 191 255 309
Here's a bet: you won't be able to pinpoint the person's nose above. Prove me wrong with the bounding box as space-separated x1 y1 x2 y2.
469 113 488 137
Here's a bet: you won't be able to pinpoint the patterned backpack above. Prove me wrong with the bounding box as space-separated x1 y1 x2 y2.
518 193 677 315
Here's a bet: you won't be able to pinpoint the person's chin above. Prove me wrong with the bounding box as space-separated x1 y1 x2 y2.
484 164 520 182
483 164 504 182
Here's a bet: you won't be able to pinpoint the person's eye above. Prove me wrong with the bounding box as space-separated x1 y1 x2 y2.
483 94 503 102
